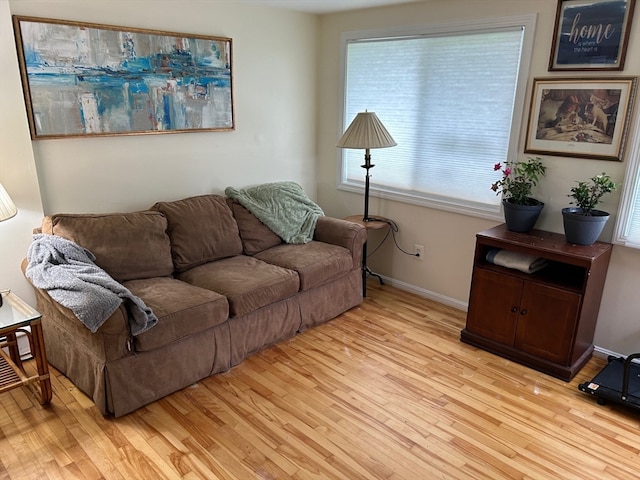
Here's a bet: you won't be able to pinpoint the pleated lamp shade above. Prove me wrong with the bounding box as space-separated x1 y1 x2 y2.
336 111 396 149
0 183 17 222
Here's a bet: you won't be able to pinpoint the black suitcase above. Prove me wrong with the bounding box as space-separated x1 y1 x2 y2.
578 353 640 411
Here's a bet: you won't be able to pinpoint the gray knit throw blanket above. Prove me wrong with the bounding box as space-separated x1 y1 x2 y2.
25 234 157 335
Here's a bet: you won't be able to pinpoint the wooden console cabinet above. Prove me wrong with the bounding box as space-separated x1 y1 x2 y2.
460 224 612 381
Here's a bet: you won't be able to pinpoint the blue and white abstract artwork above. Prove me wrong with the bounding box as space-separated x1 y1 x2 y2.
14 17 234 138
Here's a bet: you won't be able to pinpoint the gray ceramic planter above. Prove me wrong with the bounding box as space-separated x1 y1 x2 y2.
502 198 544 233
562 207 610 245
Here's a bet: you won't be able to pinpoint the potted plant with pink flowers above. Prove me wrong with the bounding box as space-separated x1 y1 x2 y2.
491 156 547 232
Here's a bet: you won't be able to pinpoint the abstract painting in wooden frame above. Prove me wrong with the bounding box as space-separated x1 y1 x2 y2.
13 16 234 139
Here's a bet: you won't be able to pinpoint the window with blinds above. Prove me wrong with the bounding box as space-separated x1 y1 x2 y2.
339 16 536 218
614 107 640 249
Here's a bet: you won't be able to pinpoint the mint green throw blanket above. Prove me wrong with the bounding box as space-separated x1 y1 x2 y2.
225 181 324 244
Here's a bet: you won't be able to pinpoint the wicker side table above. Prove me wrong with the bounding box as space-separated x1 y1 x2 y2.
0 290 52 405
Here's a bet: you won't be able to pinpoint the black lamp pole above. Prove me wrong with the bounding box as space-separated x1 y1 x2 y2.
362 148 374 222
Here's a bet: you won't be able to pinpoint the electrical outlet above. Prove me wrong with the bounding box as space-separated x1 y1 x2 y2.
414 244 424 261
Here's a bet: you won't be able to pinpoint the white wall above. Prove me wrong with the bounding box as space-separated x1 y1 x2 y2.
0 0 45 303
2 0 318 300
3 0 638 355
317 0 640 355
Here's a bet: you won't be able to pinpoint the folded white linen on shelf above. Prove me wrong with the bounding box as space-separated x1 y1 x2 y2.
485 248 548 274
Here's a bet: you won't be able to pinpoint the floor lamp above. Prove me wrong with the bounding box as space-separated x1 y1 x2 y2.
336 111 396 222
0 182 17 307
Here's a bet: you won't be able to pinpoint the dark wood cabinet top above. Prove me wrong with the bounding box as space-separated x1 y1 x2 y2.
477 224 612 266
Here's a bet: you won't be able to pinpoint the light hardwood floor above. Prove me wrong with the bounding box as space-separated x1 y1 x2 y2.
1 283 638 479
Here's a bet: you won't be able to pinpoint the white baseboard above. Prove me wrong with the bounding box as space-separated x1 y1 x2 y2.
17 330 31 359
593 346 626 360
377 275 468 312
378 275 624 360
1 328 32 361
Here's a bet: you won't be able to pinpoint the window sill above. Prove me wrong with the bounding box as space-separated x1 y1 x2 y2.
337 182 503 221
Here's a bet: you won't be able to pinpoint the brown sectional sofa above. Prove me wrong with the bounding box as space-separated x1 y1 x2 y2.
23 193 366 417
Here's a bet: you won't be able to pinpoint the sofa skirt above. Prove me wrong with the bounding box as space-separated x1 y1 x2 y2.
105 322 231 417
298 269 362 331
39 269 362 417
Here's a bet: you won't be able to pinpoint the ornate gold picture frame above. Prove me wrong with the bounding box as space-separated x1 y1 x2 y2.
525 77 637 161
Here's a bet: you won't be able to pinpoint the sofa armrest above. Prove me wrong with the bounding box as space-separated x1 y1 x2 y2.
313 216 367 269
21 258 133 363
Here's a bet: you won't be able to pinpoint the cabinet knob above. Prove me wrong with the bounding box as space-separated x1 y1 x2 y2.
520 309 527 315
511 306 518 313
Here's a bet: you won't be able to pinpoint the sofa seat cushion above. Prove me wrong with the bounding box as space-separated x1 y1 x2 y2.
177 256 299 317
254 241 353 291
41 211 174 282
123 277 229 352
152 195 243 272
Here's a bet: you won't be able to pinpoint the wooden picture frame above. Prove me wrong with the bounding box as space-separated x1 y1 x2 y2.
548 0 636 71
12 16 234 139
524 77 637 161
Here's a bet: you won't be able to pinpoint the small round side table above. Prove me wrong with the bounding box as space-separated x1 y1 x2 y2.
344 215 391 297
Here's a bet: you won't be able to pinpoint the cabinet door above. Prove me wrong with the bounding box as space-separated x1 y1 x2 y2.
514 282 581 365
466 268 522 346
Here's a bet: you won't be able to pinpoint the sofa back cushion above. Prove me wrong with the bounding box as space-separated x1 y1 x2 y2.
152 194 243 272
227 199 282 255
41 211 174 282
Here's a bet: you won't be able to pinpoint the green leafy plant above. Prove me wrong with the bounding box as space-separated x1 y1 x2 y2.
491 156 546 205
568 172 618 215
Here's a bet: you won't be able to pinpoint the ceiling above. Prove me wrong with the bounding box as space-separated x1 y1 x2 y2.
237 0 421 14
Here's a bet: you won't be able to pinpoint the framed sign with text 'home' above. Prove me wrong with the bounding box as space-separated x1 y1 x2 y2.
548 0 636 71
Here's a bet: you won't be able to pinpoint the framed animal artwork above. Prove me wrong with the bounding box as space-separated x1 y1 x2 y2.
524 77 637 161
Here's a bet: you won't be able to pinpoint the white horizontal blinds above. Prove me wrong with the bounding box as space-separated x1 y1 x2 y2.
625 189 640 246
344 28 524 210
614 106 640 248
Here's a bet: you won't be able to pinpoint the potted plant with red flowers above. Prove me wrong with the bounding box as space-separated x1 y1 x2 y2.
491 156 547 232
